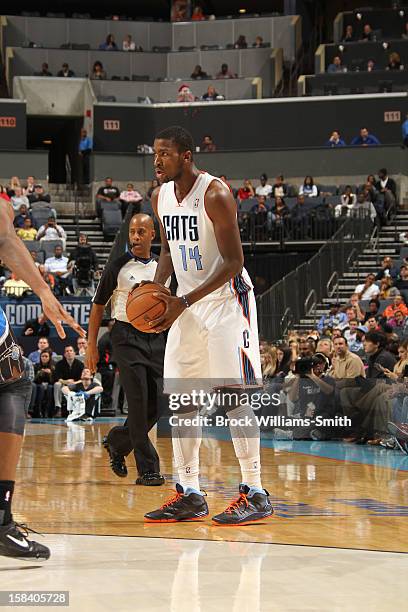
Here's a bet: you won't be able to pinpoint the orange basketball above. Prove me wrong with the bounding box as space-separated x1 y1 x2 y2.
126 282 168 333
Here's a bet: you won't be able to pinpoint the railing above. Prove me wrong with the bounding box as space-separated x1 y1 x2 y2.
256 212 373 341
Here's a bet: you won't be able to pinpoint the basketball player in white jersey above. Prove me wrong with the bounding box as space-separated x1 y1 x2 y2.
143 126 273 525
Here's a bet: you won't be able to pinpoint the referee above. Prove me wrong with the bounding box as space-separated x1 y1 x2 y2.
87 213 166 486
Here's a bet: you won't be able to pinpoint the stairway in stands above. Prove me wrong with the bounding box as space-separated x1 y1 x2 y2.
298 209 408 332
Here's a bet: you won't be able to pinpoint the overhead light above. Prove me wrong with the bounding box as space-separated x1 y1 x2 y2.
42 139 52 144
399 10 405 18
356 12 362 20
239 8 246 13
338 45 344 52
382 41 390 49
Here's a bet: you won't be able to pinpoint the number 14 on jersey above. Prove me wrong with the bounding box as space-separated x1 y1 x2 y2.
179 244 203 271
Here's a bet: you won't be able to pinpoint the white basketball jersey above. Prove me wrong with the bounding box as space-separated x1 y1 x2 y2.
157 171 253 300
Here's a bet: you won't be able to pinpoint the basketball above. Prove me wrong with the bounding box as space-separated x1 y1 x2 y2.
126 282 167 333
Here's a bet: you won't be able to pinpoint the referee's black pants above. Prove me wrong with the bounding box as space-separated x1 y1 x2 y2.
108 320 166 475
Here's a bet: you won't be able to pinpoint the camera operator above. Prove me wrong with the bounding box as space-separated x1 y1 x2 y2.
68 234 98 295
279 354 335 439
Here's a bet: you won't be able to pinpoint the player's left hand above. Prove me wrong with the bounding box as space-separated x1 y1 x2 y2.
148 293 185 332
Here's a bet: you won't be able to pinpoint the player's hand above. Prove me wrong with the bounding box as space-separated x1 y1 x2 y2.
148 293 185 332
40 294 86 339
85 342 99 374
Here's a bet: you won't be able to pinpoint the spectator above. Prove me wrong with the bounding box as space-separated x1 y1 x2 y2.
216 63 236 79
396 265 408 298
237 179 255 200
383 295 408 320
3 275 31 297
367 59 376 72
362 298 380 323
37 217 66 249
24 176 36 197
234 35 247 49
201 135 216 152
78 128 93 185
376 256 399 282
220 174 233 192
39 263 55 292
388 310 407 332
91 61 107 80
299 176 318 198
338 306 359 331
331 336 365 386
342 24 354 42
191 6 205 21
335 185 356 217
23 312 50 337
366 316 381 332
146 179 159 200
326 130 346 147
255 174 272 197
269 196 289 227
30 251 41 270
360 23 375 42
343 319 359 344
387 52 402 71
119 183 143 217
14 204 34 229
201 85 221 101
17 218 37 241
99 34 118 51
10 187 30 212
96 177 120 217
28 184 51 206
402 113 408 147
400 230 408 244
191 65 208 79
177 84 195 102
274 346 292 377
44 245 71 296
251 194 269 214
253 36 264 48
375 168 397 218
76 337 88 362
53 345 84 415
39 62 52 76
7 176 21 197
28 337 57 364
351 127 380 146
33 350 55 418
122 34 138 51
354 192 377 222
317 303 348 333
57 63 75 77
272 175 288 198
298 339 315 357
354 273 380 301
378 277 394 300
403 22 408 39
327 55 346 73
0 186 10 202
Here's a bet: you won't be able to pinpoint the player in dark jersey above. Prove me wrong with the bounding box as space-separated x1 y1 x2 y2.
0 201 84 560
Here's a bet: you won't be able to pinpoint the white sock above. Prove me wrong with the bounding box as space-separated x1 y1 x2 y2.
172 410 202 492
227 404 262 490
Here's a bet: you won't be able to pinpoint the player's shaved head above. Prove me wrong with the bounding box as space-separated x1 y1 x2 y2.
130 213 154 229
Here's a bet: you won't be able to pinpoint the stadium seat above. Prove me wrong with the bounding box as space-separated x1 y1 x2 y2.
22 241 42 253
31 208 55 228
102 208 122 238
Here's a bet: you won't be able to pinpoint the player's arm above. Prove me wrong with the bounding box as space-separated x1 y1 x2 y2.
149 181 243 332
151 187 174 286
0 203 84 338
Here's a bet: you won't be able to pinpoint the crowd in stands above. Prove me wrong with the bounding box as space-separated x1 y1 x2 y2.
325 128 381 146
259 247 408 452
341 21 408 44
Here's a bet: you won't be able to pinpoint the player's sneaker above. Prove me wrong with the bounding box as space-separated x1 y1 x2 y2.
144 483 209 523
135 472 165 486
0 521 50 560
103 436 127 478
387 422 408 455
212 484 273 526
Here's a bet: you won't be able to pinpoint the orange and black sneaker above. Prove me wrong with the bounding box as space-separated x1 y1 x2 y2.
144 483 209 523
212 484 273 526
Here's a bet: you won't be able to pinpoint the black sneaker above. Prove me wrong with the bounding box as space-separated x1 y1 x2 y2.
103 436 127 478
144 483 209 523
0 521 50 560
212 484 274 526
135 472 165 486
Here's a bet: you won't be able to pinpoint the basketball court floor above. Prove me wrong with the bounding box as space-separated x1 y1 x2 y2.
1 419 408 611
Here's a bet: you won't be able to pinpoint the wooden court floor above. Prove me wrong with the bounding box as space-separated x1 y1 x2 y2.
13 421 408 554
